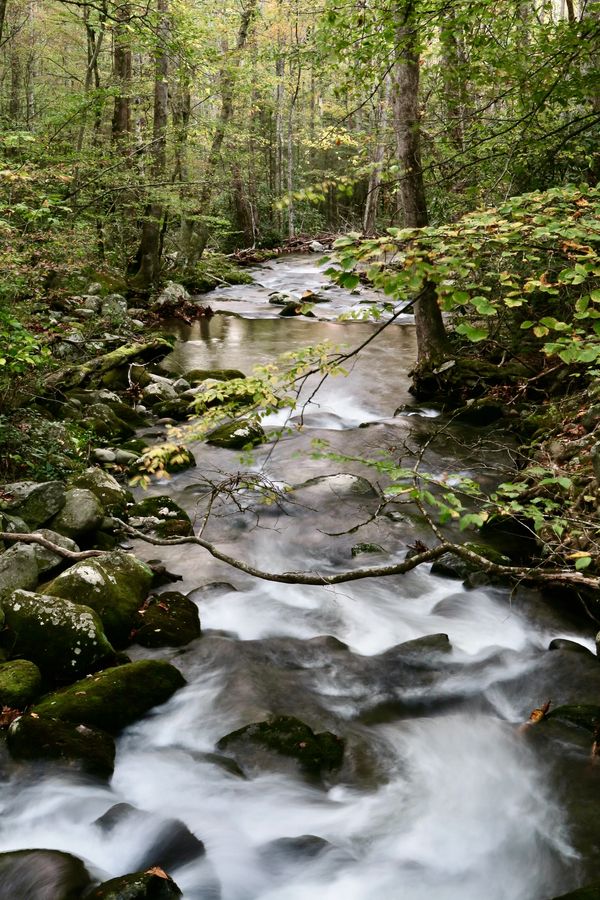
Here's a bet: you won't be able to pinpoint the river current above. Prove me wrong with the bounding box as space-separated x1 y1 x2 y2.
1 255 598 899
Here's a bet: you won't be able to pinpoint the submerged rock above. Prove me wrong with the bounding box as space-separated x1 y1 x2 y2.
95 803 206 872
0 659 42 708
7 714 115 778
32 659 186 732
0 481 66 527
0 849 91 900
87 869 182 899
133 592 201 648
351 542 387 557
45 550 153 647
206 420 265 449
2 590 115 681
217 715 345 779
294 473 377 498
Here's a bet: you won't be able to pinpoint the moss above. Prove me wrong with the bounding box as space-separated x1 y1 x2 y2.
185 368 245 384
87 870 182 899
69 468 132 516
7 713 115 778
0 659 42 707
128 496 193 538
32 659 186 733
133 592 201 648
217 715 345 777
179 254 253 293
546 705 600 732
206 420 265 449
351 543 387 557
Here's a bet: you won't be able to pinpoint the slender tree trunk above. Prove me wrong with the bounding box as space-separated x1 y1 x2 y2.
112 1 132 143
131 0 169 289
363 79 389 235
392 0 447 365
0 0 7 45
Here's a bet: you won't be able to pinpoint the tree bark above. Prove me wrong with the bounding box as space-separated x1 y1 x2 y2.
392 0 447 365
363 79 389 235
0 0 7 45
112 1 132 143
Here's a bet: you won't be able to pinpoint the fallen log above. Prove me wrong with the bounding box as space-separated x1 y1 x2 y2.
44 337 174 393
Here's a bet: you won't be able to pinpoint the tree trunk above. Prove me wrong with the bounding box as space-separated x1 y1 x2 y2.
363 79 389 235
392 0 447 365
0 0 7 46
131 0 169 290
112 1 132 143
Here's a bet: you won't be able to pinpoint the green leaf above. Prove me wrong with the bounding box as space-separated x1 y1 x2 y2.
575 556 592 570
455 323 489 342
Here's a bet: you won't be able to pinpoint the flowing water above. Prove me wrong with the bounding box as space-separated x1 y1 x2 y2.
1 255 599 898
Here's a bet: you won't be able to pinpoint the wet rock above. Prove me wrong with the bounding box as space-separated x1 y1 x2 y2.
49 488 104 540
45 550 153 647
548 639 594 656
82 403 136 441
128 496 193 539
0 659 42 707
262 834 331 861
142 380 179 406
546 704 600 732
151 399 190 421
91 446 116 465
87 869 182 899
499 649 600 719
183 368 245 384
294 473 377 498
32 659 186 732
454 399 505 426
395 633 452 655
95 803 205 872
2 590 115 681
30 530 79 576
279 301 315 317
551 887 600 899
7 714 115 778
187 582 237 603
0 543 39 598
351 542 387 557
133 592 201 648
206 420 266 449
217 715 345 779
70 468 132 516
430 543 510 584
268 291 293 306
308 240 325 252
0 849 91 900
153 280 190 309
0 480 66 527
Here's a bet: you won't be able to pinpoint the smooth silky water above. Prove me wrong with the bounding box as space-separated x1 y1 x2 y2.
0 256 595 899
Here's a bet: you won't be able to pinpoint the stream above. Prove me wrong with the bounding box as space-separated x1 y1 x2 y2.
2 255 600 899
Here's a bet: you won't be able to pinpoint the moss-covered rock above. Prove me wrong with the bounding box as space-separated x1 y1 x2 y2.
2 590 115 681
7 714 115 778
45 551 153 647
32 659 186 733
217 715 345 778
206 420 265 449
133 592 201 648
31 530 79 576
0 849 91 899
0 659 42 708
49 488 104 540
184 368 245 384
70 468 133 516
87 869 182 899
0 480 66 527
351 543 387 557
128 496 193 539
454 399 505 426
430 543 510 584
0 543 39 598
81 403 136 440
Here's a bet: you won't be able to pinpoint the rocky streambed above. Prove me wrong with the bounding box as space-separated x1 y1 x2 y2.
0 256 599 899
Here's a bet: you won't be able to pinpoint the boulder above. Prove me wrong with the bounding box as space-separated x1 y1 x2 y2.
183 368 245 384
268 291 293 306
133 592 201 648
0 659 42 708
87 282 103 296
308 240 326 252
279 301 315 317
351 543 387 557
0 849 91 900
49 489 104 540
142 381 179 406
2 590 115 681
32 659 186 733
217 715 345 779
87 869 182 899
30 530 79 576
69 468 132 516
82 403 136 440
294 473 377 498
128 496 193 539
101 294 128 320
0 481 66 527
45 551 153 647
546 704 600 732
206 420 265 449
95 803 205 872
153 281 190 309
7 714 115 778
0 544 39 598
454 399 505 426
551 887 600 899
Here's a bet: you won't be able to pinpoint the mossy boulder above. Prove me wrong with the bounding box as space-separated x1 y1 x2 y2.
87 869 182 899
32 659 186 733
45 551 153 647
430 543 510 584
217 715 345 779
81 403 136 440
0 543 39 598
546 705 600 732
49 488 104 540
133 592 201 648
31 530 79 576
206 420 265 449
70 468 133 516
0 849 91 899
128 496 193 539
453 399 505 426
2 590 115 681
0 659 42 707
184 368 245 384
351 543 387 557
0 480 66 527
7 714 115 778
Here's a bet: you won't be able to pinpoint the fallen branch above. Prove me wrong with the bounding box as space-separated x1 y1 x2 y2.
0 532 104 561
45 337 174 392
